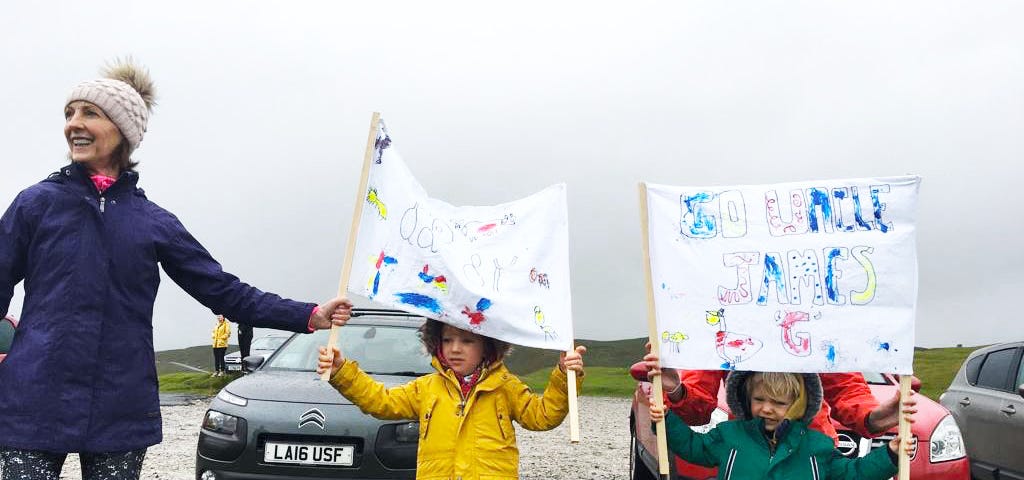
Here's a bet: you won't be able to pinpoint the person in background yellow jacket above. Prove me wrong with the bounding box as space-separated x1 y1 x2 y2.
211 315 231 377
317 319 586 480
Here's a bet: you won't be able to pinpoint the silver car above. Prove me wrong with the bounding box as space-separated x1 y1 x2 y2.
196 310 432 480
939 341 1024 480
224 333 290 373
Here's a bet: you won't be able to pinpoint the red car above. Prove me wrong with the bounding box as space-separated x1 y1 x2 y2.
628 363 971 480
0 315 16 364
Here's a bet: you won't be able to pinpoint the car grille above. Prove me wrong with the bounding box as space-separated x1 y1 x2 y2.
835 430 911 460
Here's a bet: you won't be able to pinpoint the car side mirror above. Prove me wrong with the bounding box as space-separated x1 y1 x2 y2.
242 355 265 372
1018 383 1024 400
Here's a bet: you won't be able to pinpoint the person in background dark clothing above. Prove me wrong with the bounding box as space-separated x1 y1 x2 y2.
238 322 254 360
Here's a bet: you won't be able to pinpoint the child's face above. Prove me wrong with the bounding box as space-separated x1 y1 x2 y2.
749 384 794 432
441 325 485 377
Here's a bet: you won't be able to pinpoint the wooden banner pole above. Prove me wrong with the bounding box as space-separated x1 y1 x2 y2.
567 343 581 443
638 183 670 477
321 112 381 382
898 375 912 480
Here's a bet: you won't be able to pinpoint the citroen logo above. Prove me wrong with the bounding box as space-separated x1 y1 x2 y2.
835 432 858 457
299 408 327 430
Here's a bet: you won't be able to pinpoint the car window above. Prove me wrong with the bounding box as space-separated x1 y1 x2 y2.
965 354 985 385
265 325 432 375
0 318 14 353
861 372 890 385
251 336 288 350
1016 355 1024 390
975 347 1017 391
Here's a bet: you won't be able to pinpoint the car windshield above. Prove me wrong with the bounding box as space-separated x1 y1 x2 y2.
265 325 433 376
861 372 891 385
251 336 288 351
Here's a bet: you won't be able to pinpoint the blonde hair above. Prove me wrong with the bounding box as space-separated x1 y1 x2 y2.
747 372 802 403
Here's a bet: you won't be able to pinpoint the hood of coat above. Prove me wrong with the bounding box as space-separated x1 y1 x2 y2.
725 371 823 424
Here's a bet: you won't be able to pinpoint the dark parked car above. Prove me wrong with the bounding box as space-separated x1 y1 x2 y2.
196 309 432 480
224 333 290 372
0 315 16 364
940 341 1024 480
629 365 969 480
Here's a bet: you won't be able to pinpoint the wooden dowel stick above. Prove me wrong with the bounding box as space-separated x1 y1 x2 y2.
567 343 580 443
321 112 381 381
898 375 912 480
638 183 670 476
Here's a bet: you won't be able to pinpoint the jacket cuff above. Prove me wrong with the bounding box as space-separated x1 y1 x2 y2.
328 359 359 389
306 306 320 333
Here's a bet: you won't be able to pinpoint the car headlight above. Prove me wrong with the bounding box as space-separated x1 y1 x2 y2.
690 407 729 434
929 414 966 462
217 389 248 407
203 410 240 435
395 421 419 443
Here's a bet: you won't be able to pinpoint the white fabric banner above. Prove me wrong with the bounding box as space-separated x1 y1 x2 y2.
347 120 574 351
645 176 920 374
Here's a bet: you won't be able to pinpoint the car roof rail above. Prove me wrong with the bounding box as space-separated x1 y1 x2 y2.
351 308 423 319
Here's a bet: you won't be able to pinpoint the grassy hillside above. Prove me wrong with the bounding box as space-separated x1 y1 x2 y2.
913 346 980 401
157 340 982 400
156 345 239 375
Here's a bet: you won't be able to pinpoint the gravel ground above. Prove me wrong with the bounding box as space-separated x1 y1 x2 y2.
57 396 634 480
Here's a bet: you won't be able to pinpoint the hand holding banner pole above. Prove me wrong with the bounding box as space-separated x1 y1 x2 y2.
638 183 670 477
321 112 381 382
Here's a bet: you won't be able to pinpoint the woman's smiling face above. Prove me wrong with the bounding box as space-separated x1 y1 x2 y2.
64 100 123 171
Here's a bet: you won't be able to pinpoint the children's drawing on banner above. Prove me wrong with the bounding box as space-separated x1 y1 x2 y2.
661 331 689 353
366 187 388 220
529 267 550 289
462 298 493 328
373 125 391 164
776 310 819 357
368 250 398 300
534 306 557 341
645 176 919 373
418 265 449 293
346 118 574 351
706 308 763 370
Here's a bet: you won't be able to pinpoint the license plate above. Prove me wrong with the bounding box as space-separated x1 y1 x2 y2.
226 364 241 371
264 442 354 466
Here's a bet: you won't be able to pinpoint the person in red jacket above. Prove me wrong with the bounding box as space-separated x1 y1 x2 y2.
641 346 918 443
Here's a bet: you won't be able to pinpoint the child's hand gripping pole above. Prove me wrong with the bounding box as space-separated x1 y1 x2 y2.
321 112 382 382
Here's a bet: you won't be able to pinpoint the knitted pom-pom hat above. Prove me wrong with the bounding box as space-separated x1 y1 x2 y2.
66 57 156 156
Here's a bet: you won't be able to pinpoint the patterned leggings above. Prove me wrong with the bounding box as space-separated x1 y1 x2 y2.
0 447 146 480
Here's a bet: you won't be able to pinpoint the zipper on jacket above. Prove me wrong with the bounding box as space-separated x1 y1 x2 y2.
99 196 106 213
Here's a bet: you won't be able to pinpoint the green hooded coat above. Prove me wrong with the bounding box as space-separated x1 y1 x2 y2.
663 371 899 480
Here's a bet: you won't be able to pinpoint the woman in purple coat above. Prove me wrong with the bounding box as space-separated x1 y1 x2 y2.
0 59 352 480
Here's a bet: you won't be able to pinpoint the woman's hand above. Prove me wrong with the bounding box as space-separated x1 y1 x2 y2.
309 297 354 330
559 345 587 374
316 346 346 378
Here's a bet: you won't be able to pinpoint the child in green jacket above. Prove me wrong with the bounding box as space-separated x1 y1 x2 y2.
649 371 917 480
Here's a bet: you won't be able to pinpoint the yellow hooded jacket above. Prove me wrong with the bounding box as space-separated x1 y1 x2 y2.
212 320 231 349
329 356 582 480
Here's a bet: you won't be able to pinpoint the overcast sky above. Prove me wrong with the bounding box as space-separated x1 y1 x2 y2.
2 1 1021 351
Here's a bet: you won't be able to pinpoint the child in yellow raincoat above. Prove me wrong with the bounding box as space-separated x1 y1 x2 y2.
317 319 586 480
211 315 231 377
